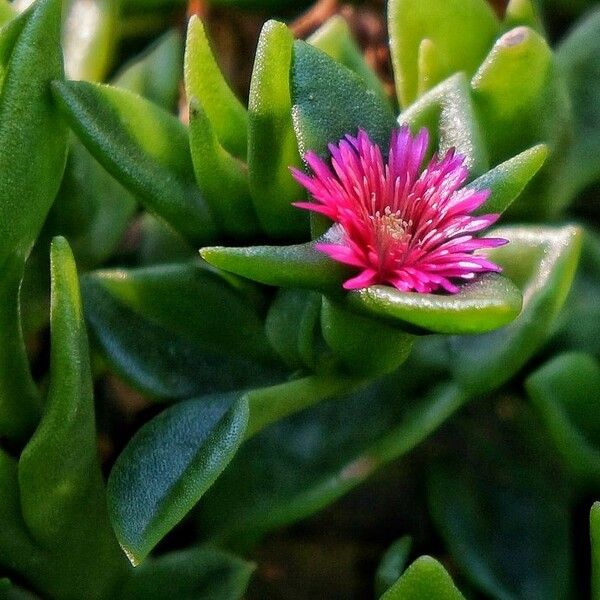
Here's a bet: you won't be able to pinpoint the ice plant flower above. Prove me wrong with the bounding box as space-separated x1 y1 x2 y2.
291 126 507 293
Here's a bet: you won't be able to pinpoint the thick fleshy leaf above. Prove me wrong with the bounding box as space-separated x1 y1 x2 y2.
375 536 413 597
0 0 66 266
198 374 465 542
184 16 247 159
248 20 307 238
380 556 465 600
113 29 183 110
504 0 544 32
556 8 600 203
108 392 249 564
451 225 582 394
63 0 119 82
265 288 322 370
13 239 127 599
308 15 389 105
388 0 499 107
48 141 136 270
0 0 67 442
551 229 600 357
428 410 572 600
321 297 415 375
200 228 351 293
468 144 548 215
118 546 254 600
81 261 283 399
471 26 555 161
526 352 600 483
0 1 14 25
52 80 217 245
19 238 99 545
0 451 50 594
346 273 522 335
399 73 489 176
291 40 396 158
189 97 259 237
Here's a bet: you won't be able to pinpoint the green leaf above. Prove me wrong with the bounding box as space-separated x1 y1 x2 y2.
265 288 322 370
184 16 247 159
247 20 307 238
0 10 30 91
198 376 465 543
19 237 98 545
380 556 465 600
451 225 582 394
63 0 120 82
52 80 217 245
471 26 555 162
591 502 600 600
526 352 600 484
308 15 389 106
200 227 351 292
556 8 600 203
13 239 127 599
388 0 499 107
0 0 14 26
504 0 545 32
113 29 183 110
321 297 415 375
0 0 68 442
551 229 600 357
399 73 489 176
0 0 67 266
467 144 548 215
245 374 361 438
108 392 249 564
81 261 282 399
346 273 522 335
189 97 259 237
375 536 413 597
137 212 195 265
48 140 136 270
291 40 396 158
118 546 254 600
427 410 572 600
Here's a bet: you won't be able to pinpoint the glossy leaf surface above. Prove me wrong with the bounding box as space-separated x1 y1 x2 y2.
451 225 582 393
52 80 217 245
113 30 183 111
0 0 67 442
118 546 254 600
388 0 499 106
198 374 464 542
63 0 119 82
380 556 465 600
248 20 307 238
81 261 283 399
527 352 600 483
108 393 249 564
346 273 522 335
184 16 247 158
201 230 350 293
308 15 388 105
399 73 489 176
189 97 259 238
291 40 396 158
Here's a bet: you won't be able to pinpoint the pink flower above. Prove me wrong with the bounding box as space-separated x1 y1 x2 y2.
291 126 507 294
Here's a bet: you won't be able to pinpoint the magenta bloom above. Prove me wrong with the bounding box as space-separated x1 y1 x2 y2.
291 126 507 294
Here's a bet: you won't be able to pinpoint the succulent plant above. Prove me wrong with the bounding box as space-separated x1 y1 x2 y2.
0 0 599 597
